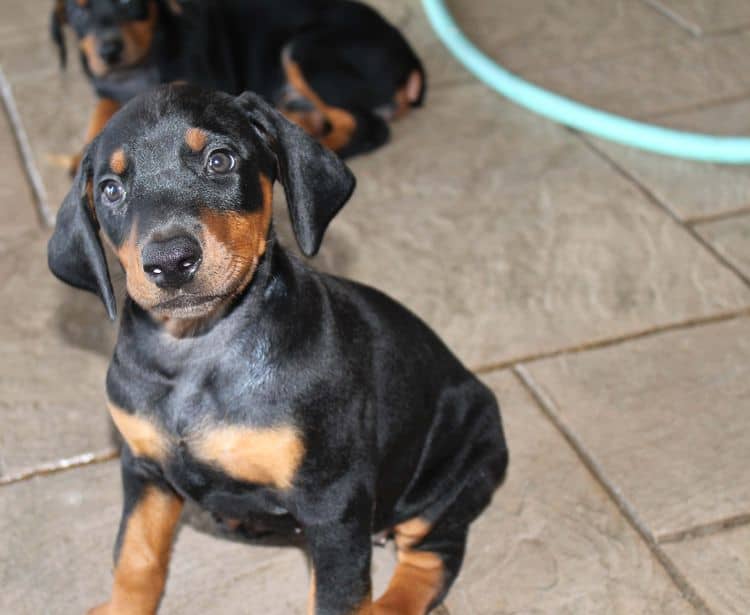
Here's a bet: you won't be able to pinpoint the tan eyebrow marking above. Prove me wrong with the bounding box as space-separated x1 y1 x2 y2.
110 148 127 174
185 127 208 152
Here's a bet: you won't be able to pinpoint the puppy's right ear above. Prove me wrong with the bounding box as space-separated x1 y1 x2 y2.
50 0 67 69
48 143 117 321
235 91 355 257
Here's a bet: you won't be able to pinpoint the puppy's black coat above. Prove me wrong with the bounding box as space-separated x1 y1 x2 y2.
48 85 505 615
52 0 426 159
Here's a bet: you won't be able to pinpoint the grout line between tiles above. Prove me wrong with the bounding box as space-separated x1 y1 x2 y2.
640 0 702 36
658 512 750 545
0 449 118 487
512 364 713 615
0 67 54 227
472 307 750 374
685 206 750 227
641 89 750 124
579 134 750 289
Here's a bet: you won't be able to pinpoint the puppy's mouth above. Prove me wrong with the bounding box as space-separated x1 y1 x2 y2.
151 294 224 317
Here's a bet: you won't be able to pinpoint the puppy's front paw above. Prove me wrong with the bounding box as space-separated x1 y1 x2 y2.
86 602 113 615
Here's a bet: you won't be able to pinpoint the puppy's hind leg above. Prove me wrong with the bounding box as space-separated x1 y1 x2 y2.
374 517 468 615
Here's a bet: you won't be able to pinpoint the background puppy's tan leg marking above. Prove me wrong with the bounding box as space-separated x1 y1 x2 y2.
282 56 356 152
374 518 444 615
86 98 120 143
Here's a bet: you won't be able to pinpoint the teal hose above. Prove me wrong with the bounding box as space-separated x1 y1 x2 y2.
422 0 750 164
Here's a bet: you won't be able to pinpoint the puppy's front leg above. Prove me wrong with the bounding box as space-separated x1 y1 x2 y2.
69 98 120 176
305 518 374 615
89 449 183 615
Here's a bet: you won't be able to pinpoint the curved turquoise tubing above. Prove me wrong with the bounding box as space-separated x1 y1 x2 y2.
422 0 750 164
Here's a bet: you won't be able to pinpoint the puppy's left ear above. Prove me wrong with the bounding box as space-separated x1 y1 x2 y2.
234 91 355 257
48 142 117 321
50 0 67 68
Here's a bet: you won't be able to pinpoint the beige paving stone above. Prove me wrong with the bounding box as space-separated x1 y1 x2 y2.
695 213 750 276
0 21 71 83
0 234 117 480
647 96 750 136
291 85 750 368
0 459 400 615
525 30 750 119
663 524 750 615
522 316 750 541
0 99 39 236
589 135 750 221
646 0 750 34
0 0 48 37
8 73 95 220
447 0 688 74
442 370 693 615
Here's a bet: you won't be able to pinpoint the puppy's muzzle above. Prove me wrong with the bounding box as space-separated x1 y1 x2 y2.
142 235 202 289
98 35 124 66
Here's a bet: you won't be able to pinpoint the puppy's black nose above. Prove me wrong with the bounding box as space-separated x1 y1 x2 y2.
98 38 123 65
142 236 202 289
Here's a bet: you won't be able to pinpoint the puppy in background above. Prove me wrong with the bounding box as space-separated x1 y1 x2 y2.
51 0 426 166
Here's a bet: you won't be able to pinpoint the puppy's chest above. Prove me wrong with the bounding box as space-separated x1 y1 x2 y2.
107 383 305 495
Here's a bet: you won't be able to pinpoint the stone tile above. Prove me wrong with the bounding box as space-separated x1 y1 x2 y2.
442 371 692 614
525 30 750 119
695 213 750 276
0 100 39 236
284 85 750 368
0 234 117 480
523 317 750 541
9 72 96 219
589 135 750 221
0 20 72 83
0 0 49 37
447 0 688 74
647 95 750 136
0 460 398 614
647 0 750 34
663 525 750 614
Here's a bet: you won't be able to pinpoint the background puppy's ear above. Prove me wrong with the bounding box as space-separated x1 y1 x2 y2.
235 91 355 257
48 143 116 321
50 0 67 68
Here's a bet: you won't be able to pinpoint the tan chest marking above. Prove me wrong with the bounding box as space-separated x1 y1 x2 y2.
108 403 303 489
193 425 304 489
108 402 168 462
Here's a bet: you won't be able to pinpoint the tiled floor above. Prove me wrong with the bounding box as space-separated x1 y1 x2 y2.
1 0 749 613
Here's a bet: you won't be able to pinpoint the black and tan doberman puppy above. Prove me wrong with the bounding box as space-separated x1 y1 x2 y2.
51 0 425 163
48 85 506 615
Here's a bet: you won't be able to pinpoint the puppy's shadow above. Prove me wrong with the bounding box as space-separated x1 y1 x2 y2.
53 249 124 357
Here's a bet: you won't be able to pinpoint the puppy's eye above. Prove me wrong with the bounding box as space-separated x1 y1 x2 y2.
206 151 235 175
100 179 125 204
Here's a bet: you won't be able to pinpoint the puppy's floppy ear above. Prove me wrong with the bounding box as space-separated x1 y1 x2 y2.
48 143 117 321
234 91 355 257
50 0 67 68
